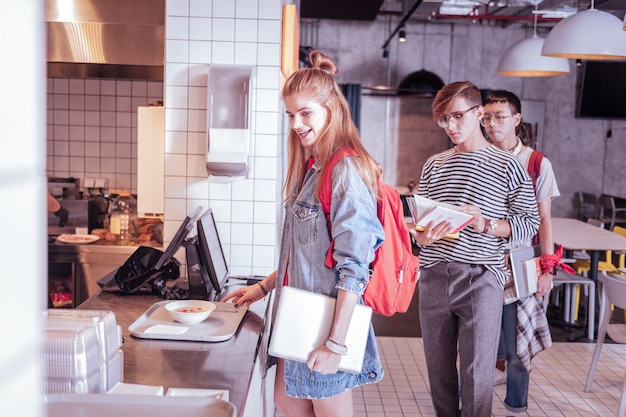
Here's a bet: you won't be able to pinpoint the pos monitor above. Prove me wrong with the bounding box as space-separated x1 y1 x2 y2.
188 208 230 301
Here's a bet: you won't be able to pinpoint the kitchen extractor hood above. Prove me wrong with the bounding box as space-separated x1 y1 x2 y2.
45 0 164 80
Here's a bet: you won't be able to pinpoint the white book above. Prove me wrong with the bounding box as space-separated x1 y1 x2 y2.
407 195 476 235
508 246 541 299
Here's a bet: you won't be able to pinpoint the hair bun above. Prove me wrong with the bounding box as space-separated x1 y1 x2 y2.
309 50 338 76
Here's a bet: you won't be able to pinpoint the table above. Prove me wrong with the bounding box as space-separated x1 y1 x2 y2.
551 218 626 340
552 218 626 282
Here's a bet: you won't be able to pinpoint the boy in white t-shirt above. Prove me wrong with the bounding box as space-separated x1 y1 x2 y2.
482 90 560 416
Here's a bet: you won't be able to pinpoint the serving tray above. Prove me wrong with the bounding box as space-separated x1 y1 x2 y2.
128 300 248 342
46 393 235 417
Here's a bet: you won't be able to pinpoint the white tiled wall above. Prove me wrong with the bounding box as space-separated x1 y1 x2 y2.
45 0 285 278
46 78 164 194
164 0 284 277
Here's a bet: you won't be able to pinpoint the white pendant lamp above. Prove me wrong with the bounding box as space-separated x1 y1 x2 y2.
498 37 570 76
498 5 570 77
542 2 626 60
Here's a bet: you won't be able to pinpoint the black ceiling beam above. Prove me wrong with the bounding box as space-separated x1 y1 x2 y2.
381 0 424 53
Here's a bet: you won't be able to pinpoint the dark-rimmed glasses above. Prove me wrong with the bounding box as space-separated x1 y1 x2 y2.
436 105 479 128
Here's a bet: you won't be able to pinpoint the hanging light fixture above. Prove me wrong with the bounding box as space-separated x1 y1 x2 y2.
397 69 444 97
542 0 626 60
398 30 407 43
497 4 570 77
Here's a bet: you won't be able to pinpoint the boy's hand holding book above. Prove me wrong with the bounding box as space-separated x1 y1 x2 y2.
407 195 476 237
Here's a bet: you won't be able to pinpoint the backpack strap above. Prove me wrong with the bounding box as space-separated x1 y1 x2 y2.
527 150 545 190
527 150 545 246
320 148 358 269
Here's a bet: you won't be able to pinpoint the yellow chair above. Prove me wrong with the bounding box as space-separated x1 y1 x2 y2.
572 220 620 276
613 225 626 269
610 226 626 322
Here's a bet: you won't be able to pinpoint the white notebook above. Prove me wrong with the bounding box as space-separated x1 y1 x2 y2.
508 246 540 299
269 286 372 375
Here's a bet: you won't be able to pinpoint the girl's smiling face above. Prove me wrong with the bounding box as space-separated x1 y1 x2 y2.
284 93 329 149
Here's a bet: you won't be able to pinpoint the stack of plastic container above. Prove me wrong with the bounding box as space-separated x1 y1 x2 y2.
43 309 123 394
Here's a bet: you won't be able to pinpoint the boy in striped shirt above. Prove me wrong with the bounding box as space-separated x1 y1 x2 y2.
412 81 540 417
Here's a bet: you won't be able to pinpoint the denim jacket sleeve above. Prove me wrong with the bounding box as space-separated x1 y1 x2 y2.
328 157 384 294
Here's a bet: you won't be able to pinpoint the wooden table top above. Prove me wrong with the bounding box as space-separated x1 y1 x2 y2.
553 217 626 252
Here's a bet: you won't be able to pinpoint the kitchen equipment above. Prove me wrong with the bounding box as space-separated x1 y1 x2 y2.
88 195 109 232
48 177 80 200
150 222 163 244
109 192 138 244
48 200 89 236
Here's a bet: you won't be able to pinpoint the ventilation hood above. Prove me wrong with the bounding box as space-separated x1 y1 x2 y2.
45 0 164 80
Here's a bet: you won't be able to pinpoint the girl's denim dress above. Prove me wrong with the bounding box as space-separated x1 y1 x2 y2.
272 156 385 399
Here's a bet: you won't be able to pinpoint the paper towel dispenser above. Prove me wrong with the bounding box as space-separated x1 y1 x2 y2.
206 64 256 179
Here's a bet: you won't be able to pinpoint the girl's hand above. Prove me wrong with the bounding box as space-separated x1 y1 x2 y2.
307 344 342 375
221 282 266 307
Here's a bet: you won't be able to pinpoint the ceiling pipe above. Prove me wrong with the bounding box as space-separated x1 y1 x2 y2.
381 0 424 53
431 13 563 22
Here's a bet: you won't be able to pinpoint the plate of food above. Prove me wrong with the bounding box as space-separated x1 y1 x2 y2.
56 234 100 244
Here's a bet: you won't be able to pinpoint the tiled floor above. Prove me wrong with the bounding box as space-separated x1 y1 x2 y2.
352 337 625 417
274 287 625 416
274 337 625 416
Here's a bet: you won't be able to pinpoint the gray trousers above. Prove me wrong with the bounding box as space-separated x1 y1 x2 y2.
419 262 503 417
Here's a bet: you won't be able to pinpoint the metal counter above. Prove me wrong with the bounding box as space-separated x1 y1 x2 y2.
78 290 268 416
48 239 163 306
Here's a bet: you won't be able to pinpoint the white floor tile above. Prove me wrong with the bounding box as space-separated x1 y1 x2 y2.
274 337 625 416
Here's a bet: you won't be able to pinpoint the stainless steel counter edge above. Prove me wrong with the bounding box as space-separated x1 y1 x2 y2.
77 289 270 415
49 240 164 256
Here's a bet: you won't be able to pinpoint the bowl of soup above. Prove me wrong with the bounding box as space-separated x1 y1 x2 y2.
164 300 216 325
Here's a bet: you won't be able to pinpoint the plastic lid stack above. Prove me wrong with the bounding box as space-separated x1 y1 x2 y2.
43 309 124 393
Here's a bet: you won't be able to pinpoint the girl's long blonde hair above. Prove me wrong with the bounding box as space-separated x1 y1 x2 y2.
282 50 380 202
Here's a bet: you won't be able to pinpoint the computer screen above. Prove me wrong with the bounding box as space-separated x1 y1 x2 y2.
154 206 203 270
577 61 626 120
196 208 229 299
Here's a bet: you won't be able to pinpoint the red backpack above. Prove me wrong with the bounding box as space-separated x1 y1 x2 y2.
320 149 420 316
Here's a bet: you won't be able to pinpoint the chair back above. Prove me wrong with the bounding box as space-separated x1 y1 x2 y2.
597 195 626 231
603 273 626 311
587 218 605 229
598 195 615 219
578 192 599 221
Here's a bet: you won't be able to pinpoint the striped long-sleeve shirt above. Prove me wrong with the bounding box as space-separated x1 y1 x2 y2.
417 146 540 287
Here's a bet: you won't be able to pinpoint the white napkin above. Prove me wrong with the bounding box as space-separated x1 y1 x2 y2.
144 324 189 335
166 388 229 401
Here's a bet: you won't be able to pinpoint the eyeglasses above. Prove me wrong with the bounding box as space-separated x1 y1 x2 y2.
480 114 511 127
436 105 479 128
480 114 512 127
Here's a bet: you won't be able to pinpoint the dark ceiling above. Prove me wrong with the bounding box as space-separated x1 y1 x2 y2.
299 0 626 27
301 0 385 21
